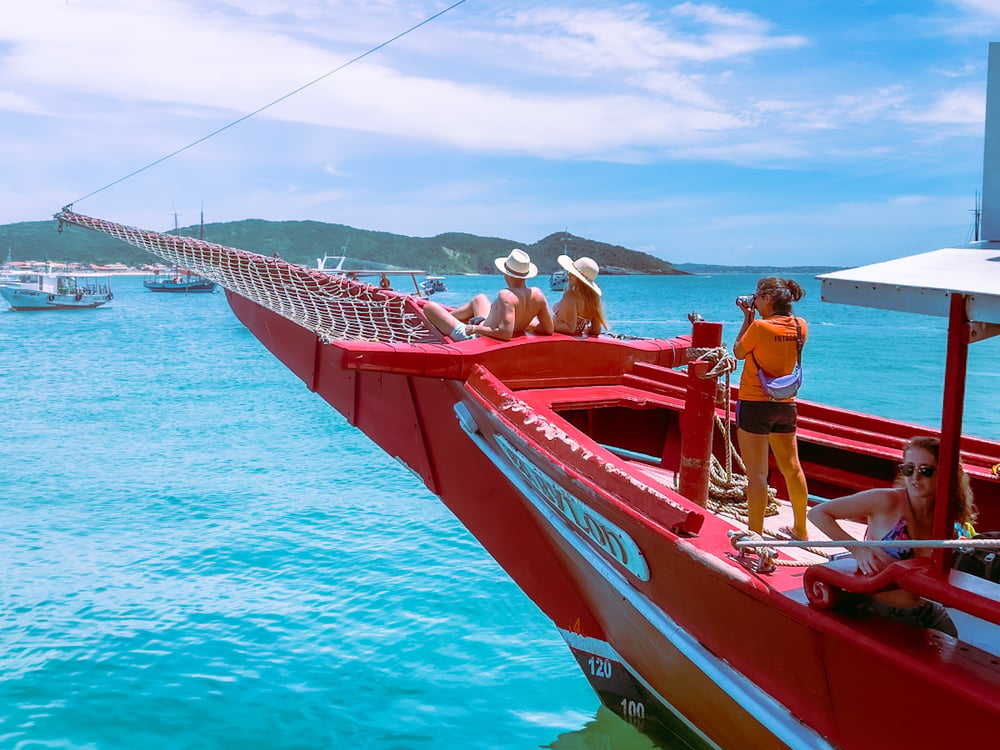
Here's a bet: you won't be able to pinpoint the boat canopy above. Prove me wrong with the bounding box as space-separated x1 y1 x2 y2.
819 241 1000 556
818 243 1000 330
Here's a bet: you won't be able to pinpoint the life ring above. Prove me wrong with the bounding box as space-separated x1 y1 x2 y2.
47 293 55 302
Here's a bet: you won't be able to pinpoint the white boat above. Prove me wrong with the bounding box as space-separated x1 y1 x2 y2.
549 268 568 291
314 254 433 296
421 274 447 294
314 254 347 273
550 234 572 290
0 269 114 311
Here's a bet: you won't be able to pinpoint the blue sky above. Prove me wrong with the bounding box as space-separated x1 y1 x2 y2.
4 1 1000 265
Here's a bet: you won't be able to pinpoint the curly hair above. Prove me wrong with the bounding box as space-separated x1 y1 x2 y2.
755 277 805 316
897 435 978 529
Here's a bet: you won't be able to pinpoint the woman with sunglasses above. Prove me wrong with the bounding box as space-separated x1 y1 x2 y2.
807 436 977 636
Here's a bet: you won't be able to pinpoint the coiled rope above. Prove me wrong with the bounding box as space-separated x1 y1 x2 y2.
687 345 779 519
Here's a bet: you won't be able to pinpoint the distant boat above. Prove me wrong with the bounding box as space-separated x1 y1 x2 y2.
550 233 572 290
314 255 347 273
421 274 447 294
0 268 114 310
143 207 216 292
549 268 568 291
143 269 216 293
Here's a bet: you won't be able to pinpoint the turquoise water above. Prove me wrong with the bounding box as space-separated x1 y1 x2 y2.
2 273 997 749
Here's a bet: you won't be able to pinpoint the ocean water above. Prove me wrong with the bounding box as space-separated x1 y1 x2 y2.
2 272 998 750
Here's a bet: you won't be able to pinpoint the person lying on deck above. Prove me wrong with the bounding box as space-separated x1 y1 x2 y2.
807 435 978 637
422 248 554 342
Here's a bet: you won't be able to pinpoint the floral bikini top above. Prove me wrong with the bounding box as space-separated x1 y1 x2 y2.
875 517 914 560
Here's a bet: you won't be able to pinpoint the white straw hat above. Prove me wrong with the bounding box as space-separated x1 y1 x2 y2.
557 255 601 296
494 248 538 279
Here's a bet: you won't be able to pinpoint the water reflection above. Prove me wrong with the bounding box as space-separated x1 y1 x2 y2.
545 705 710 750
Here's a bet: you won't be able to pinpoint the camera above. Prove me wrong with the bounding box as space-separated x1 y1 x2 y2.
736 294 756 309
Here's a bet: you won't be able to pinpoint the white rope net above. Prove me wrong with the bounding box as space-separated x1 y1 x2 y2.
56 209 437 344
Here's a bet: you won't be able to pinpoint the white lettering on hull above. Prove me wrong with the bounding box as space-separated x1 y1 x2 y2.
495 434 650 581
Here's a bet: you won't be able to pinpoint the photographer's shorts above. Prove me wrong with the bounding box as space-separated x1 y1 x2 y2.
736 400 797 435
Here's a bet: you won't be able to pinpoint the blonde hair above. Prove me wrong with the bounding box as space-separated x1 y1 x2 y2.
569 276 608 332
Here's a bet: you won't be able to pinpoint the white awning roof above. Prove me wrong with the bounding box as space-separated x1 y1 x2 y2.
818 242 1000 327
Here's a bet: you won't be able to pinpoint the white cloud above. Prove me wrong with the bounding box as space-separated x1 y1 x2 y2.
950 0 1000 20
900 88 985 128
0 90 46 115
2 1 753 163
0 0 993 267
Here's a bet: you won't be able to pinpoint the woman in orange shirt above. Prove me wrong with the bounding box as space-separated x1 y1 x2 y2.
733 276 809 540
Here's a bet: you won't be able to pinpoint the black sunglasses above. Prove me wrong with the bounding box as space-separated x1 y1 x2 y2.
898 463 936 478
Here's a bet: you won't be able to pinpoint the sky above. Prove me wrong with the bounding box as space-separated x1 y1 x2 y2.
4 1 1000 266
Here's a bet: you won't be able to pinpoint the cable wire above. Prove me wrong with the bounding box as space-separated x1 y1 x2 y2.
69 0 468 206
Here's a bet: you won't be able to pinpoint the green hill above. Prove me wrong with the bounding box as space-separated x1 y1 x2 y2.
676 263 844 274
1 218 687 276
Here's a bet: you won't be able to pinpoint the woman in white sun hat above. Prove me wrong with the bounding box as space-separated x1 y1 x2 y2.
550 255 607 336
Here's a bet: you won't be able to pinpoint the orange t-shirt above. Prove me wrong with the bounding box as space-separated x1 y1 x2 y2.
737 316 806 402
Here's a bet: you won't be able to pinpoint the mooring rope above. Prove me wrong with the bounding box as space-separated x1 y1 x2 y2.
732 537 1000 551
729 532 1000 569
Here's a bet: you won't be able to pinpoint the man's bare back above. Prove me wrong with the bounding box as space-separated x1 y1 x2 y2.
422 248 553 342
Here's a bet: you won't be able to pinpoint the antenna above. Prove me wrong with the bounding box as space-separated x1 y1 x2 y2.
967 191 982 245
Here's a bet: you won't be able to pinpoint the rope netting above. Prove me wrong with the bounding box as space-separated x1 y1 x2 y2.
55 209 437 345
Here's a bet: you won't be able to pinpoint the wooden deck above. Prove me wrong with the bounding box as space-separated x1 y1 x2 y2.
628 458 864 567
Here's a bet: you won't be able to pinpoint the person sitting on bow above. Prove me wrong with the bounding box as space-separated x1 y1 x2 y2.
422 248 554 342
550 255 608 336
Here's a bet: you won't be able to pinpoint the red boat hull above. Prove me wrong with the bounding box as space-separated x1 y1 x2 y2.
225 290 1000 750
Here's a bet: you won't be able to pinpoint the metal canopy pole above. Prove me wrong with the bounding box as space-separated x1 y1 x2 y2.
933 292 970 574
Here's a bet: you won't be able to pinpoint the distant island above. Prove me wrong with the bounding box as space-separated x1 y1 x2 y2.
1 218 688 276
0 216 846 276
676 263 845 274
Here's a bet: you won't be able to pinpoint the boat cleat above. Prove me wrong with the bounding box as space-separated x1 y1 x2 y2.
728 530 777 574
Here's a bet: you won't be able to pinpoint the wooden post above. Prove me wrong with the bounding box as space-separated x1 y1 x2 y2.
679 321 723 507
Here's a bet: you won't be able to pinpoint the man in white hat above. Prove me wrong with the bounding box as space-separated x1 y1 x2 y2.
422 248 554 341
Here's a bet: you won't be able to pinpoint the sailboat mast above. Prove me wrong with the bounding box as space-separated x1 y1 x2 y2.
980 43 1000 241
